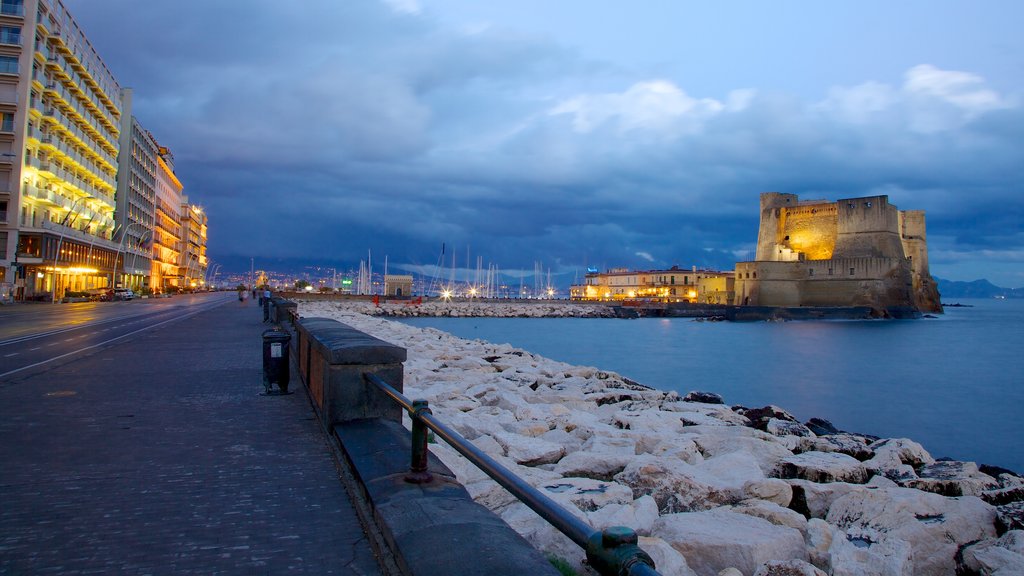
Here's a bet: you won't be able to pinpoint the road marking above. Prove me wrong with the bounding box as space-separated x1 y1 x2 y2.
3 352 18 357
29 347 40 351
0 297 232 379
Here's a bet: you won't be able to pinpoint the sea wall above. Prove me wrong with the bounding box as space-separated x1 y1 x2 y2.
298 300 1024 576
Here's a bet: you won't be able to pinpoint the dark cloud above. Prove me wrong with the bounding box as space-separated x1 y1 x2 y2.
64 1 1024 287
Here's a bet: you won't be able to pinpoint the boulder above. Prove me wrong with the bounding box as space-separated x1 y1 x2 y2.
492 431 566 466
778 452 869 484
960 530 1024 575
868 438 934 468
743 478 793 507
766 418 814 438
499 502 587 571
587 495 660 535
804 418 840 436
796 434 874 461
686 425 795 475
653 508 808 576
827 528 913 576
683 391 725 404
903 460 999 497
996 501 1024 532
826 486 997 575
730 499 808 534
804 519 833 571
553 451 633 481
752 559 827 576
541 477 635 512
786 480 867 519
638 536 699 576
737 405 800 431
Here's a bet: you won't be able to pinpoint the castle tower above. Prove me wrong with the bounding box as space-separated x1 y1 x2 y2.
755 192 799 261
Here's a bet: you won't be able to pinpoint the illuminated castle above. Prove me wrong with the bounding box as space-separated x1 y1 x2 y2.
734 193 942 313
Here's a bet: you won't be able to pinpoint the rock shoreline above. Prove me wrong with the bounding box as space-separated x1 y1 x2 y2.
299 300 1024 576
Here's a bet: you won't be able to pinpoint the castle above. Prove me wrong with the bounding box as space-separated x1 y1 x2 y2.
734 193 942 313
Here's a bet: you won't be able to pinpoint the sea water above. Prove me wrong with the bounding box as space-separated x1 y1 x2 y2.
399 298 1024 473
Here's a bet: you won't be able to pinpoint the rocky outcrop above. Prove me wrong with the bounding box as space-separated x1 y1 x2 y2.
299 300 1016 576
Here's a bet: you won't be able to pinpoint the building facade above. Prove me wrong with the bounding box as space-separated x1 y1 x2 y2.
179 197 206 290
113 88 157 292
151 148 181 293
570 266 735 304
734 192 941 312
1 0 124 301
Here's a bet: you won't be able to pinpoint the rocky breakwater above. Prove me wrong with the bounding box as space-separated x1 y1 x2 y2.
299 300 1024 576
323 298 616 318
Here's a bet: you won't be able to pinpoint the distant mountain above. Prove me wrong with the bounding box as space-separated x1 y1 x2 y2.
936 277 1024 299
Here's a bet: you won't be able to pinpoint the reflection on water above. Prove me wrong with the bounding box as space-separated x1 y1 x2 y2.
400 298 1024 472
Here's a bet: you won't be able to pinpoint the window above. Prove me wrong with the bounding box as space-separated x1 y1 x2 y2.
809 269 814 276
0 1 23 17
865 201 872 208
850 268 855 275
0 230 6 259
0 113 12 132
0 26 20 45
828 268 833 275
0 55 17 75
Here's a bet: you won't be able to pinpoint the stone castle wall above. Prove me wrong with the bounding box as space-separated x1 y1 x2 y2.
738 193 941 312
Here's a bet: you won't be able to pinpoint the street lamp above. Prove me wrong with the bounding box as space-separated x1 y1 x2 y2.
111 221 149 291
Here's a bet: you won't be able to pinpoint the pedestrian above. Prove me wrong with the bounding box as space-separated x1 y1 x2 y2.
238 287 244 302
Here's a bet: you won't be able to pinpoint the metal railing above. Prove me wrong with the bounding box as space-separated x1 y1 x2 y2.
364 372 660 576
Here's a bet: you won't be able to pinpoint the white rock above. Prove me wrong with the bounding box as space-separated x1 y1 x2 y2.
766 418 814 438
743 478 793 507
867 437 934 468
804 518 833 571
615 452 764 514
492 431 566 466
778 451 869 484
499 502 587 570
685 425 795 475
826 486 997 575
904 460 1000 497
787 480 868 519
961 530 1024 575
639 536 698 576
541 477 635 512
653 508 808 576
588 495 660 535
730 499 808 535
553 450 634 481
827 527 914 576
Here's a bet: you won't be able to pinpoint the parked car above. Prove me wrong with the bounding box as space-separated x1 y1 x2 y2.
113 288 135 301
85 288 111 302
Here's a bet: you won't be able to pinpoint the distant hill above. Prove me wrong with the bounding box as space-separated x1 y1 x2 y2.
936 277 1024 299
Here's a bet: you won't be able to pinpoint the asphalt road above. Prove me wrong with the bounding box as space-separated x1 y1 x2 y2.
0 292 236 380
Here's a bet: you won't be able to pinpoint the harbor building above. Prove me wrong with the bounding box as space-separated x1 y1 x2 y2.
570 266 735 304
1 0 124 301
734 192 941 312
113 88 157 293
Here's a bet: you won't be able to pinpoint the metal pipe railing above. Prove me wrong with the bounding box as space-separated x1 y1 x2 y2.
364 372 659 576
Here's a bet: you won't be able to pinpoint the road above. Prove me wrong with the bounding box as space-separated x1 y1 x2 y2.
0 292 237 380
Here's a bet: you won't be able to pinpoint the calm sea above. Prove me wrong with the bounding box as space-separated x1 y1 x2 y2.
399 298 1024 473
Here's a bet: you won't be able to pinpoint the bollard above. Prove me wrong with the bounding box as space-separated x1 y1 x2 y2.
263 297 271 322
262 327 291 394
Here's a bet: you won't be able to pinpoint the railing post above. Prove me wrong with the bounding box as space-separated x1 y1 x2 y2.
406 399 433 484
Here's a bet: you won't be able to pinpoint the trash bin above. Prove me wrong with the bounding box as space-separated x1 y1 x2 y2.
262 327 291 394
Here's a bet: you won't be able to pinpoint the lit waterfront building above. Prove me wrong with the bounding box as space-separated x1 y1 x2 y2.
1 0 123 301
113 88 157 292
570 266 735 304
179 198 206 290
151 147 181 293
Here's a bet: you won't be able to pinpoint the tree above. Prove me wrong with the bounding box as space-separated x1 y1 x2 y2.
294 280 311 291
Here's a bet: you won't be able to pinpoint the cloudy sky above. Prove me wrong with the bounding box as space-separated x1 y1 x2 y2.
64 0 1024 287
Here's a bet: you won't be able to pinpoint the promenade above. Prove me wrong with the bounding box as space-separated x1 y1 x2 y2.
0 296 384 575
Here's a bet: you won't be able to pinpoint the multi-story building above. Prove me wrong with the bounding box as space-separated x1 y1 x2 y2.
570 266 735 304
1 0 123 301
113 88 156 292
179 197 206 290
151 147 181 293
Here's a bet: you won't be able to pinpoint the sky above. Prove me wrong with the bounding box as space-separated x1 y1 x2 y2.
63 0 1024 287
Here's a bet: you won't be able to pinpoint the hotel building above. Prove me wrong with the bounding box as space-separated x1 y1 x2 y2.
0 0 123 301
179 197 206 290
152 147 182 293
113 88 157 292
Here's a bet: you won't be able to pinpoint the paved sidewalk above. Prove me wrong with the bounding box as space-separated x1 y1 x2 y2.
0 297 384 575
